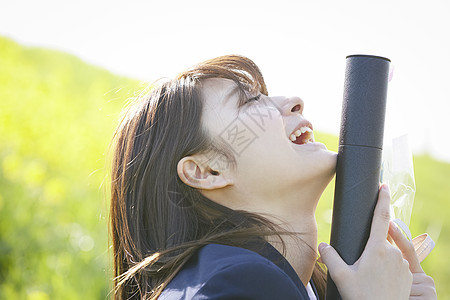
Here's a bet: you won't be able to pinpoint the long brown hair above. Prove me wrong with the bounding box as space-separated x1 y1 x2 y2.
110 55 326 299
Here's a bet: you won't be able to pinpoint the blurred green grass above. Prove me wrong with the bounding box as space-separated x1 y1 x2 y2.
0 36 140 299
1 36 449 299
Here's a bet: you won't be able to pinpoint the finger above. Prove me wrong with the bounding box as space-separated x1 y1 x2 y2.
368 184 391 244
413 272 433 284
387 234 394 245
318 243 349 283
388 221 423 273
410 285 424 297
411 278 437 299
410 283 435 297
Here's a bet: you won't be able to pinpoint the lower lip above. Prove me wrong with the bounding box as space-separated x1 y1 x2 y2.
293 141 327 149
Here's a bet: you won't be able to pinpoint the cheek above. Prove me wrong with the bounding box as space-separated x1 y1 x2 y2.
216 110 285 157
232 131 293 180
243 105 284 134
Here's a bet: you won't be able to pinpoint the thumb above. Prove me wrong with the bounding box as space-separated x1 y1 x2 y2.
318 243 349 282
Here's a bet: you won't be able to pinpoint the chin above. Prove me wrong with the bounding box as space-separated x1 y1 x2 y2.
326 150 338 172
324 151 338 180
312 150 337 193
316 148 337 173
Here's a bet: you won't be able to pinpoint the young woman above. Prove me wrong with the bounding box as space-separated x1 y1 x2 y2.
110 55 436 299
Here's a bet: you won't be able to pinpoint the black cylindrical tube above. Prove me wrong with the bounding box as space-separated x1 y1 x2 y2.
326 55 390 299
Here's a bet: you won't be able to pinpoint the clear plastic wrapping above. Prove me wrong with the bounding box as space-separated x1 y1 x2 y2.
381 135 434 261
381 135 416 237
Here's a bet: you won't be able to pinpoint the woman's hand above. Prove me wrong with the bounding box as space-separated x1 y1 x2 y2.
388 221 437 299
319 184 413 300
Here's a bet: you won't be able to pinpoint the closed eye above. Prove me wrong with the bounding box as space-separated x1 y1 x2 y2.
245 94 261 103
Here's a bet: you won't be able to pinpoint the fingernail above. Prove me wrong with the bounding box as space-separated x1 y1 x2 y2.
391 220 399 231
381 184 390 193
318 242 328 253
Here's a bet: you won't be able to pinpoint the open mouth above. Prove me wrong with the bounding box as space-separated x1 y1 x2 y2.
289 126 315 145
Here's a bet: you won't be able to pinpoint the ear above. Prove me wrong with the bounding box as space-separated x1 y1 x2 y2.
177 156 233 190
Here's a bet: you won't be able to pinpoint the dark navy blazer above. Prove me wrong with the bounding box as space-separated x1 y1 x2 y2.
159 243 317 299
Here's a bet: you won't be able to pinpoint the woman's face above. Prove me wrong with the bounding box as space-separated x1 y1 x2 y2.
200 78 337 210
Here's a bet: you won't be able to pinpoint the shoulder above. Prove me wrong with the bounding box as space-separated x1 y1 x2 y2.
160 244 307 300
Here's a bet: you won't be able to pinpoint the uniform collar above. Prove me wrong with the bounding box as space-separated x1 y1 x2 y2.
248 239 318 298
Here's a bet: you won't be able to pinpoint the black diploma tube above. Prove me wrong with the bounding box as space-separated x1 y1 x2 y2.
326 55 391 299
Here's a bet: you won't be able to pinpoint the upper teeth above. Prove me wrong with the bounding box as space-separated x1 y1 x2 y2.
289 126 312 141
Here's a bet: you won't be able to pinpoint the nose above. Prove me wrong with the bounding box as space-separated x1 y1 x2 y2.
278 96 304 116
267 95 304 115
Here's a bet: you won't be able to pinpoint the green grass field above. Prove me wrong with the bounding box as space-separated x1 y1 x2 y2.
1 36 448 299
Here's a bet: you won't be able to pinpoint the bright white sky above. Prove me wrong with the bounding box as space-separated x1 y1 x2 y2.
2 0 450 162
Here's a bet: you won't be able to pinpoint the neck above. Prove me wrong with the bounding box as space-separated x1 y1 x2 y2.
243 183 323 287
267 212 318 287
205 179 327 287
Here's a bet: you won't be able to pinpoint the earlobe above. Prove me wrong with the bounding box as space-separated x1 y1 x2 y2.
177 156 232 190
